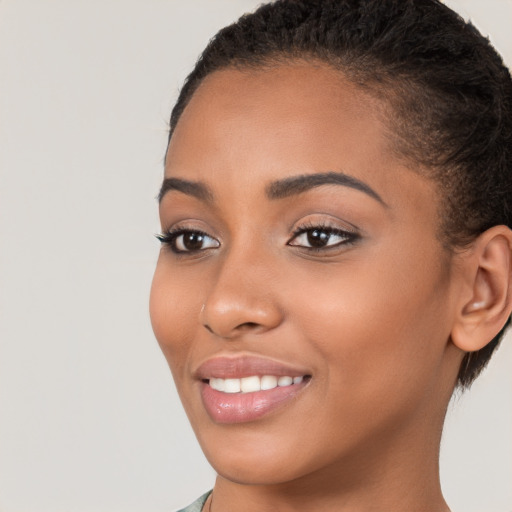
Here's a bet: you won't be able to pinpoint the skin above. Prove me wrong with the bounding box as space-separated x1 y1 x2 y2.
150 63 508 511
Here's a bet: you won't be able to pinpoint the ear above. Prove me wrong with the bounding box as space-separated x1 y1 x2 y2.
451 225 512 352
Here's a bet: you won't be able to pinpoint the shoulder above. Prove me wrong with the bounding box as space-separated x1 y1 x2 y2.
175 491 212 512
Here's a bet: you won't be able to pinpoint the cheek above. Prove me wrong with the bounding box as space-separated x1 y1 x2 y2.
149 258 201 374
291 244 453 404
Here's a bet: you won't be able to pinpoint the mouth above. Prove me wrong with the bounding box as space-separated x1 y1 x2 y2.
206 374 309 393
196 356 312 424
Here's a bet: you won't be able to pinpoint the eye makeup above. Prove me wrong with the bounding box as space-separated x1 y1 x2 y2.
156 228 220 254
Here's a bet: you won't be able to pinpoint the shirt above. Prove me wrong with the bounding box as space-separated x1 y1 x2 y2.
176 491 212 512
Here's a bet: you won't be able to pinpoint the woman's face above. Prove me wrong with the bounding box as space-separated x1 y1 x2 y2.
150 63 463 486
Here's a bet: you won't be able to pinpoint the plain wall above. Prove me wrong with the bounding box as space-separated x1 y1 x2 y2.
0 1 511 511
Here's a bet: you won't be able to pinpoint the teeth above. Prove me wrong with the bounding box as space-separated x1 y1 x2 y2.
210 378 225 392
208 375 306 394
224 378 241 393
278 376 293 387
240 376 260 393
260 375 278 390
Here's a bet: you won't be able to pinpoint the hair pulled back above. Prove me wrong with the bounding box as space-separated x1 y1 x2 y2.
168 0 512 388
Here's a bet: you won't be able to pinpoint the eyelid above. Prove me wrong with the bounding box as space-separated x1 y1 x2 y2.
288 227 352 245
156 226 220 255
287 220 361 251
289 217 359 237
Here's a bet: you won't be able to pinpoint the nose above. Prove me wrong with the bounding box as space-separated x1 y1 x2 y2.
200 251 283 339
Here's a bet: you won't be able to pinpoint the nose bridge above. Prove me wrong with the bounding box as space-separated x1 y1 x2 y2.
201 240 282 338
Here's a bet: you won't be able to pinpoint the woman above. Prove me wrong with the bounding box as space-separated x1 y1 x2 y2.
150 0 512 510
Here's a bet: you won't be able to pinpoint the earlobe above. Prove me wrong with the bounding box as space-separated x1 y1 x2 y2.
451 226 512 353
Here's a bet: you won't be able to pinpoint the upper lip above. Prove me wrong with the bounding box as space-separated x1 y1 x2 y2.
194 354 311 380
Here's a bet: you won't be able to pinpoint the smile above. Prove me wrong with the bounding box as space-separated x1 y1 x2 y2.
208 375 305 393
196 356 312 423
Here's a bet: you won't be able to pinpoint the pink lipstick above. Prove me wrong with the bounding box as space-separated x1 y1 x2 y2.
196 356 311 423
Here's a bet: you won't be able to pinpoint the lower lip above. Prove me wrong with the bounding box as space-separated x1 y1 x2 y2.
200 380 308 424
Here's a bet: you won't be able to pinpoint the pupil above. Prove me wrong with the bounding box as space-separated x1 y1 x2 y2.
307 229 329 247
184 232 204 250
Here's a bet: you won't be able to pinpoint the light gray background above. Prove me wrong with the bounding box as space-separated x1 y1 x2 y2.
0 1 511 511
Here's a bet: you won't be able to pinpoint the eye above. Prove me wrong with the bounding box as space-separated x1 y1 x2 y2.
288 225 358 250
156 229 220 254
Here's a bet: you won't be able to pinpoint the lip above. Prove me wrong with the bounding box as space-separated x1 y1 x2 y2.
195 355 312 424
195 355 310 379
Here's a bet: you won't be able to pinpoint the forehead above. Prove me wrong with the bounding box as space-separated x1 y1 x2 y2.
165 63 436 218
184 62 380 126
169 65 384 167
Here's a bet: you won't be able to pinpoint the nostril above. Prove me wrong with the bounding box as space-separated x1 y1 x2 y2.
239 322 260 330
202 320 262 337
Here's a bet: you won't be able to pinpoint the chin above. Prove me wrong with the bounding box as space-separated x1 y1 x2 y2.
192 422 308 484
193 417 349 488
207 450 311 486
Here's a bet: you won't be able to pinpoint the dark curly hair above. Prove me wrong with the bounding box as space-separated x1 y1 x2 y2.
167 0 512 388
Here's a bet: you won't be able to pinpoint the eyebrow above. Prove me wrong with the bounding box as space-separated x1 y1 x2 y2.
158 171 386 207
266 171 387 206
158 177 213 203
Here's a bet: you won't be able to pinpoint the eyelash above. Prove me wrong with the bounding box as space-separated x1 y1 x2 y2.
288 222 360 252
156 228 220 255
156 223 360 255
